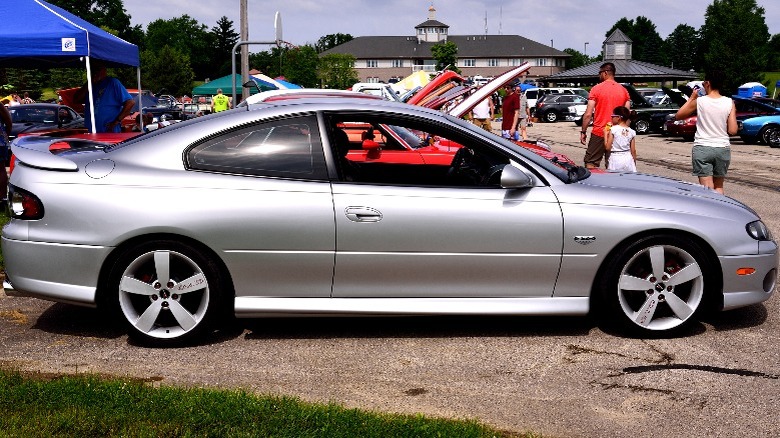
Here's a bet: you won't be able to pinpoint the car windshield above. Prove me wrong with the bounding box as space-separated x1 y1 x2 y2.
385 124 427 148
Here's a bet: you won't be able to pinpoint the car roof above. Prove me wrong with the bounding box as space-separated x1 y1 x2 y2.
238 89 379 107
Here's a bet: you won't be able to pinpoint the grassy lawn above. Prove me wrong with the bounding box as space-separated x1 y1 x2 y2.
0 370 530 437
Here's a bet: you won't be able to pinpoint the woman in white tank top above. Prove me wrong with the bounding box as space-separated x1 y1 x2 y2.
674 71 737 194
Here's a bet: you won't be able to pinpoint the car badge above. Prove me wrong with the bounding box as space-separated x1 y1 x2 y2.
574 236 596 245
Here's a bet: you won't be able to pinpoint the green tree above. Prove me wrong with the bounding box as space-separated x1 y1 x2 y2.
664 24 701 72
318 53 358 89
47 0 141 45
430 41 461 73
563 48 591 69
700 0 769 94
210 16 240 78
766 34 780 71
145 15 214 80
140 46 195 97
281 45 320 88
315 33 354 53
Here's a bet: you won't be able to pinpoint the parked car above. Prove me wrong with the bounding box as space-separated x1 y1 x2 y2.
664 96 780 142
635 87 662 103
738 114 780 146
6 103 84 162
525 87 588 116
4 97 777 346
534 94 589 123
624 84 684 134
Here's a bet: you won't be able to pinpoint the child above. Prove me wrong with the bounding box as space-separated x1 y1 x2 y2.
605 106 637 172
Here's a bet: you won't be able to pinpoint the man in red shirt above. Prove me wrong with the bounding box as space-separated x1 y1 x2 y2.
501 84 520 140
580 62 630 168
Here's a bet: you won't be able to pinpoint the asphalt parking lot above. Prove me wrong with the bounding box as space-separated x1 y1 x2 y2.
1 121 779 438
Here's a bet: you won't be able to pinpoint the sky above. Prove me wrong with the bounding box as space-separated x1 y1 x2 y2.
122 0 778 55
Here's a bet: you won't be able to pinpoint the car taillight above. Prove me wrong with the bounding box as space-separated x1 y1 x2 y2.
8 185 44 220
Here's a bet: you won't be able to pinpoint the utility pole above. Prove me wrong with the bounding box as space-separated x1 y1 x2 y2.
240 0 250 103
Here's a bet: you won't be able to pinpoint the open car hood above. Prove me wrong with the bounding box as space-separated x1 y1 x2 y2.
448 64 531 118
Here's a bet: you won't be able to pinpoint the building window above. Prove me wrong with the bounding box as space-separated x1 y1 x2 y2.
392 59 404 68
537 58 547 66
488 59 499 67
511 58 525 66
366 60 378 68
462 59 475 67
367 77 380 83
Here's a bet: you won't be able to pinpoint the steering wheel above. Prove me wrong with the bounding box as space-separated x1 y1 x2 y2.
448 148 482 184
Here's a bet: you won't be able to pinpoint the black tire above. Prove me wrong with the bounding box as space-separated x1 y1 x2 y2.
598 235 714 336
634 118 650 135
759 125 779 145
543 111 558 123
104 240 228 346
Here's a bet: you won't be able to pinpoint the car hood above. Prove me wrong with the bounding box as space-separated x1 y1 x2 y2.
573 171 753 212
449 64 531 118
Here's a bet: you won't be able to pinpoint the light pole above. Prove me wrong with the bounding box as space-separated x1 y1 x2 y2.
584 42 589 57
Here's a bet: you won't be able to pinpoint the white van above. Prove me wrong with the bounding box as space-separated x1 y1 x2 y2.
525 87 588 116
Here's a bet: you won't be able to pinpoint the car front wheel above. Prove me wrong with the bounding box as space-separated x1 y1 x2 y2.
600 235 713 335
106 240 227 346
759 125 779 145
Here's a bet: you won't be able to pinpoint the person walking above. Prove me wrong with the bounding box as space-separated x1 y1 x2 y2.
517 87 531 140
211 89 231 113
501 84 520 140
21 92 35 104
73 60 134 133
605 106 637 172
471 86 495 132
580 62 630 168
675 70 737 194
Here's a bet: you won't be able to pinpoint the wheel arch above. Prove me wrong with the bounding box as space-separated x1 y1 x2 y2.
96 233 236 312
589 228 724 315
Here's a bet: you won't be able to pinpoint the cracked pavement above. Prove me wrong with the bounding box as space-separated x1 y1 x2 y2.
1 122 779 437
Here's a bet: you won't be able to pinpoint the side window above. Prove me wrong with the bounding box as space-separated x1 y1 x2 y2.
328 114 509 187
187 115 327 180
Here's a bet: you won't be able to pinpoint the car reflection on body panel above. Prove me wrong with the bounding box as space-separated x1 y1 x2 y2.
3 98 777 346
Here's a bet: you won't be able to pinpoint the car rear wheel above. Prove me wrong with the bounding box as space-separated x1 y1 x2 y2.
600 235 712 335
543 111 558 123
106 240 226 346
634 118 650 134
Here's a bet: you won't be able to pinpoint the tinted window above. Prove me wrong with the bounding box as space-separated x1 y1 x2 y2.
187 115 327 179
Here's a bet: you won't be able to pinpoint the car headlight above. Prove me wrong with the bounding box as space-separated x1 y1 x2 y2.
746 220 773 241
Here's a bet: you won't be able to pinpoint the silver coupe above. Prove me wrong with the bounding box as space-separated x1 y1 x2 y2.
3 98 777 346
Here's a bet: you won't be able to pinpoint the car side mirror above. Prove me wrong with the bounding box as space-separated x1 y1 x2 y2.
362 139 381 150
500 165 535 188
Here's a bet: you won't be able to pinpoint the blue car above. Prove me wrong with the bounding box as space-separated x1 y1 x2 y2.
738 114 780 146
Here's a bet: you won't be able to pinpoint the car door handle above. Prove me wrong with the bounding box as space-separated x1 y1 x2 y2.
345 207 383 223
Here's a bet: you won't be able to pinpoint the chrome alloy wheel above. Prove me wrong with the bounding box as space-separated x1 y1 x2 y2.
616 244 704 331
118 250 210 340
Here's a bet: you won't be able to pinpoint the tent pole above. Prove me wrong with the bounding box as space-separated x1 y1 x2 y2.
85 57 97 134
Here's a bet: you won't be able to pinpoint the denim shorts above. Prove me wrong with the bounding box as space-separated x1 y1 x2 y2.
692 145 730 177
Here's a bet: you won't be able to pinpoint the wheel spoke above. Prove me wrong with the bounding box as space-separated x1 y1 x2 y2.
134 302 162 333
648 246 665 276
666 263 702 286
665 293 694 320
168 299 198 331
633 295 659 327
120 275 155 296
172 273 207 295
154 251 170 284
619 274 653 291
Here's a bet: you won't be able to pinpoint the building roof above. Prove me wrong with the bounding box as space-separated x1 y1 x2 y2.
542 59 699 84
415 19 449 29
321 35 569 59
604 28 632 44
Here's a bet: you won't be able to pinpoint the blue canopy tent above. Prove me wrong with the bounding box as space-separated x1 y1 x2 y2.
0 0 141 132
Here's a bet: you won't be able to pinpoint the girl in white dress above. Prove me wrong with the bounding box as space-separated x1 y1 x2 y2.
605 106 637 172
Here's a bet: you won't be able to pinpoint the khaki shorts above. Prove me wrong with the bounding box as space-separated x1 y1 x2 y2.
583 134 609 168
517 117 528 129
